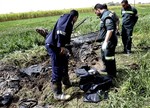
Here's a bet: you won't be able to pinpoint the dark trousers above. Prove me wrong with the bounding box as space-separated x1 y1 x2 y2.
101 42 117 77
45 44 69 83
121 26 133 52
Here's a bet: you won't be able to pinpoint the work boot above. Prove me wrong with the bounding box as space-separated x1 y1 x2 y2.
62 76 72 90
126 50 131 55
123 48 127 54
52 82 71 101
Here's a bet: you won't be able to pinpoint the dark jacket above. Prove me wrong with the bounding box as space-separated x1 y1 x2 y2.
45 14 74 47
99 10 117 44
121 5 138 28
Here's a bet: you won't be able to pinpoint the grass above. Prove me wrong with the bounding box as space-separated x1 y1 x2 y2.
0 4 150 108
0 8 93 22
0 12 99 59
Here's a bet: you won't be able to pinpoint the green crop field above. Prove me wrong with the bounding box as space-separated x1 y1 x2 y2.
0 4 150 108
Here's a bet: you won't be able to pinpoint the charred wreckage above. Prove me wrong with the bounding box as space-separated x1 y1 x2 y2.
0 19 114 107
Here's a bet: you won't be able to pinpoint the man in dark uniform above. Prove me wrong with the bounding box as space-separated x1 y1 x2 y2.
45 10 78 100
94 4 118 78
103 4 120 36
121 0 138 54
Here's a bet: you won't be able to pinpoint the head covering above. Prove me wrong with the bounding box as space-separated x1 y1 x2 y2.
45 14 74 46
70 10 79 17
57 14 73 31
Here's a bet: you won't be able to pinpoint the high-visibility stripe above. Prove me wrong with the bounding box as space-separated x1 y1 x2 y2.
122 11 134 14
105 56 115 60
100 21 103 23
109 13 113 17
57 30 66 35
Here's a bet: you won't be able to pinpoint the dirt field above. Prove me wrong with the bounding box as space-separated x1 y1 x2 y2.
0 41 105 108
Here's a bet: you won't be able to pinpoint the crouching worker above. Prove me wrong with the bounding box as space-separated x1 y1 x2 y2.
45 10 79 101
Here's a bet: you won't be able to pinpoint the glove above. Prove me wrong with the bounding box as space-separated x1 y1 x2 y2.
102 41 108 51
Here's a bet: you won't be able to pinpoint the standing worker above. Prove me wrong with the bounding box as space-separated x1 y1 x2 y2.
94 4 118 78
45 10 79 100
103 4 120 36
121 0 138 54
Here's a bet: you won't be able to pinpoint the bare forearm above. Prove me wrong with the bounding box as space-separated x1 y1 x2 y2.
104 30 113 42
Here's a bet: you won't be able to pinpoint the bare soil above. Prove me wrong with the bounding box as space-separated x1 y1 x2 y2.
0 42 104 108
